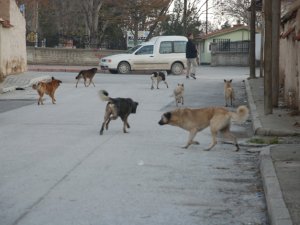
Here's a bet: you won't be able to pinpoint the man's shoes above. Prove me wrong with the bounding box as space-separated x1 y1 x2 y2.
190 73 196 79
186 75 189 79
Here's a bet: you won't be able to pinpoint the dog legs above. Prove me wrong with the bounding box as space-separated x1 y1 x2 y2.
205 116 229 151
100 104 119 135
164 81 168 88
222 128 239 151
183 129 200 149
122 117 130 133
204 130 217 151
50 92 56 104
87 79 95 87
75 79 80 88
38 91 44 105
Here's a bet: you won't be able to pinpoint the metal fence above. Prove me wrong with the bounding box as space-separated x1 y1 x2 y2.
211 39 250 53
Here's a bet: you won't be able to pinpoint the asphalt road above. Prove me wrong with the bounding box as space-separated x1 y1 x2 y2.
0 67 268 225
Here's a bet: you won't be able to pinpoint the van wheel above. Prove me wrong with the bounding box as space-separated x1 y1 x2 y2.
171 62 183 75
117 62 131 74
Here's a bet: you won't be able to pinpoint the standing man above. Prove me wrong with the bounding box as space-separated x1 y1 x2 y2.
185 33 198 79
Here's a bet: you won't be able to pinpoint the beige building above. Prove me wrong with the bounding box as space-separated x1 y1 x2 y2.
0 0 27 80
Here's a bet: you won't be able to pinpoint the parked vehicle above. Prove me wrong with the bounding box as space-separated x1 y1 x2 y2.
100 36 188 75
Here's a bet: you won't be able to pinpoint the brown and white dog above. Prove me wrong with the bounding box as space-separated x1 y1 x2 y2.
224 79 235 107
32 77 62 105
173 83 184 107
75 67 97 88
99 90 139 135
150 71 168 89
158 105 249 151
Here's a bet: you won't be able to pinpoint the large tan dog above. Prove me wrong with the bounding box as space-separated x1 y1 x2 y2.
224 79 235 107
32 77 62 105
75 67 97 88
158 105 249 151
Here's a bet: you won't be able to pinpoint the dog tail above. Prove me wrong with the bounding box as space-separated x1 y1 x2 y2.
98 90 111 101
75 71 83 80
231 105 249 123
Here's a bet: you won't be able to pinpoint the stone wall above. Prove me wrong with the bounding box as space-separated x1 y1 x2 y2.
0 0 27 79
27 47 123 66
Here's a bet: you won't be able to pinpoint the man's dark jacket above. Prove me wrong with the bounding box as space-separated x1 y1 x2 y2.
186 39 197 58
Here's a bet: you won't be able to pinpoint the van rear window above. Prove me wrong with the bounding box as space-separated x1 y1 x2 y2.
159 41 187 54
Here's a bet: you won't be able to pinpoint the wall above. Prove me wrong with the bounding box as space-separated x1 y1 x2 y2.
27 47 123 66
279 2 300 110
0 0 27 79
211 52 249 67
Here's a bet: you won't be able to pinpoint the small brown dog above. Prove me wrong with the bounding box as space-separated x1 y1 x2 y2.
224 79 235 107
173 83 184 107
158 105 249 151
32 77 62 105
75 68 97 88
150 71 168 89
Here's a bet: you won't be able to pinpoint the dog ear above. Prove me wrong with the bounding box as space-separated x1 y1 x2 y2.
224 79 226 82
52 77 55 80
230 79 232 82
164 112 171 120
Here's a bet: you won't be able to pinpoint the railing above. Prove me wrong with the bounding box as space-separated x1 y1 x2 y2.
211 39 250 53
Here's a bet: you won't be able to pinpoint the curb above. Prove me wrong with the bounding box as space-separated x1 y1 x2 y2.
245 79 300 137
259 147 293 225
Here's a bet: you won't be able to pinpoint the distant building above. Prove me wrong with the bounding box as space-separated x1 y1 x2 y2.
0 0 27 80
195 25 251 66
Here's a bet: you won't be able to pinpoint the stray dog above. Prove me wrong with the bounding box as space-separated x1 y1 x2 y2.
224 79 235 107
75 67 97 88
173 83 184 107
32 77 62 105
150 71 168 89
98 90 139 135
158 105 249 151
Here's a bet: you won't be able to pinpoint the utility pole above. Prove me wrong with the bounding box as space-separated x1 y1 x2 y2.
264 0 273 114
249 0 256 79
272 0 280 107
183 0 187 35
33 0 39 47
206 0 208 34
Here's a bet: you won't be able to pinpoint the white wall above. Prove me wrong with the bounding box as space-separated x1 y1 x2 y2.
0 0 27 77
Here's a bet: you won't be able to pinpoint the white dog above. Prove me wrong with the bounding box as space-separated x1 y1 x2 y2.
173 83 184 107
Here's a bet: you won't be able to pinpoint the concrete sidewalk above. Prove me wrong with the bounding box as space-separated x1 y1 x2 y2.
0 66 299 225
246 77 300 225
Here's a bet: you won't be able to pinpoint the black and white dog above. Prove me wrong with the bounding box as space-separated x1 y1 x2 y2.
150 71 169 89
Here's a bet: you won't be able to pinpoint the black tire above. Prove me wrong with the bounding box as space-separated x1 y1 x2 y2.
117 62 131 74
109 69 118 74
171 62 184 75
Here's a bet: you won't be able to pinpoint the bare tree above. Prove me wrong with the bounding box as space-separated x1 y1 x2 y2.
107 0 172 45
81 0 104 48
213 0 251 25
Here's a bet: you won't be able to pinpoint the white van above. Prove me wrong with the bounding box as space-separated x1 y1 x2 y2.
100 35 188 75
